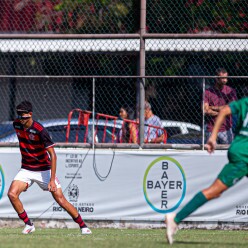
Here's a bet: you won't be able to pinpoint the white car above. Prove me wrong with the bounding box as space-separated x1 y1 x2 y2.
0 119 202 144
161 120 201 137
161 120 202 144
0 119 122 143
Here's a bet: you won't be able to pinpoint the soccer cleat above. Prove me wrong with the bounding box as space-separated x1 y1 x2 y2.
165 213 178 245
81 227 92 235
22 224 35 234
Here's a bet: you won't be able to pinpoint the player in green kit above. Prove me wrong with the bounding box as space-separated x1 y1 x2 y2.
165 97 248 245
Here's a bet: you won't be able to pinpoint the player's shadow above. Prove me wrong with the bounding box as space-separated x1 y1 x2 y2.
175 241 247 246
175 241 214 245
158 241 209 246
158 240 247 246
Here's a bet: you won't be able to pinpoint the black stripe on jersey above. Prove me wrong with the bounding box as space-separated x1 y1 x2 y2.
22 159 49 165
20 147 44 154
21 153 49 162
14 120 54 171
21 165 51 171
18 137 44 146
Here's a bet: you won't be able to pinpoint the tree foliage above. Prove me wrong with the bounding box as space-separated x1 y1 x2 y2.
146 0 248 33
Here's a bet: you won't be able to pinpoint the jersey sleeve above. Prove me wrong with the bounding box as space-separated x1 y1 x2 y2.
40 128 55 148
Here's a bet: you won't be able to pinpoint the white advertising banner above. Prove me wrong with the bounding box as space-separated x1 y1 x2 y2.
0 148 247 222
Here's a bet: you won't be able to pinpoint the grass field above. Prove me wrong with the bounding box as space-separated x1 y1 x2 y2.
1 228 248 248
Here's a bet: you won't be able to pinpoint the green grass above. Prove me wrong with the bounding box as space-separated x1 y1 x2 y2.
0 228 248 248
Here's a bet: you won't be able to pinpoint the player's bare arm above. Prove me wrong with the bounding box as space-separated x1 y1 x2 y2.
47 147 57 192
205 105 232 153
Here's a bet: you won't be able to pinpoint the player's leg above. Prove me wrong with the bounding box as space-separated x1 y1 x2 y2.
165 160 247 244
165 179 227 244
175 178 228 222
8 180 28 213
202 178 228 199
8 177 35 234
51 188 92 234
35 170 92 234
174 159 248 223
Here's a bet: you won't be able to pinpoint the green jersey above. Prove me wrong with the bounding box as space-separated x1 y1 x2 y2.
228 97 248 164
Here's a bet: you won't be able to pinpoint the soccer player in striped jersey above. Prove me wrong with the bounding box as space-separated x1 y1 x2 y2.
165 97 248 244
8 101 92 235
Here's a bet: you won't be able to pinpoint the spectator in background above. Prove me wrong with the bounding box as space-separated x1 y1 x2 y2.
118 105 138 143
204 68 237 144
144 101 165 143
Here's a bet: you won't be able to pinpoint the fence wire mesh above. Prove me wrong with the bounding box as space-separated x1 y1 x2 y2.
0 0 137 34
0 77 247 145
146 39 248 78
0 0 248 148
147 0 248 33
2 1 247 34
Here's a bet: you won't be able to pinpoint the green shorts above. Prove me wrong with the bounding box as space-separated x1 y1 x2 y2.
218 161 248 187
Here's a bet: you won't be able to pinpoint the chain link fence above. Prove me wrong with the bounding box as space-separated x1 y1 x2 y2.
1 1 247 34
147 0 248 33
0 1 247 148
0 0 137 33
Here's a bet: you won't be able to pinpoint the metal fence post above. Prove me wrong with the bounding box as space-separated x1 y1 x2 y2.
92 77 95 150
202 78 206 150
139 0 146 146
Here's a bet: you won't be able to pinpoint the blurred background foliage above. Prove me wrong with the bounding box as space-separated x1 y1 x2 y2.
0 0 247 33
147 0 248 33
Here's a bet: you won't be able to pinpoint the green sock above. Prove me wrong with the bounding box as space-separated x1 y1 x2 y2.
174 191 208 224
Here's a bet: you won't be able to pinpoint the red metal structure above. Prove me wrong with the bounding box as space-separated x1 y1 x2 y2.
66 109 91 143
95 113 118 143
143 123 167 144
66 109 167 144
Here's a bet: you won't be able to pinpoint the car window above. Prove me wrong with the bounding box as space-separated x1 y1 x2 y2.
165 127 181 137
95 126 120 143
167 132 202 144
46 125 86 143
46 125 68 142
187 127 200 133
0 124 14 138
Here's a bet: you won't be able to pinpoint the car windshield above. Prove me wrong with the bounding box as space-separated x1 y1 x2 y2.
0 123 15 139
47 124 119 143
0 119 122 143
167 131 202 144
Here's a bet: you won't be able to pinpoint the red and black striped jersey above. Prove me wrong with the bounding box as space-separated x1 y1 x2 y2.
13 119 55 171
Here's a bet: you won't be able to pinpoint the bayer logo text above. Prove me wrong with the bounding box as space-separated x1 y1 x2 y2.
143 156 186 214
